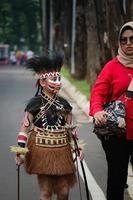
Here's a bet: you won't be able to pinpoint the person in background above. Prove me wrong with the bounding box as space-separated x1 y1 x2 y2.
14 51 84 200
16 49 23 65
9 51 17 65
20 51 27 65
89 21 133 200
26 49 34 59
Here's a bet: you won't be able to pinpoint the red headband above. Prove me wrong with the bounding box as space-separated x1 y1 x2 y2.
38 72 61 79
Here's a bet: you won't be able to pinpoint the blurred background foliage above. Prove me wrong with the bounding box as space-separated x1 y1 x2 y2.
0 0 133 89
0 0 41 51
61 66 90 99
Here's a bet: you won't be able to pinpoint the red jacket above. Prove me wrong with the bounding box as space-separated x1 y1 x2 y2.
89 56 133 140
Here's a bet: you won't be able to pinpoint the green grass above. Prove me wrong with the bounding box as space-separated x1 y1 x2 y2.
61 66 90 100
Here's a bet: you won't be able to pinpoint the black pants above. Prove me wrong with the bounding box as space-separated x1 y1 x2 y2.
101 136 133 200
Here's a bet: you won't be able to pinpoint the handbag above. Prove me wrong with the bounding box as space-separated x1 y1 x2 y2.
93 100 126 139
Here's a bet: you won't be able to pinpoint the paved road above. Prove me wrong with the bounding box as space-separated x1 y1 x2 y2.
0 65 132 200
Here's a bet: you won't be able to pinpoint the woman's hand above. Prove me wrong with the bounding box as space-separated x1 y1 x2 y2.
94 110 108 125
15 154 25 166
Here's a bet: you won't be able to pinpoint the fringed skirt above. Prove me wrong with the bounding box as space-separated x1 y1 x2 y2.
25 130 76 178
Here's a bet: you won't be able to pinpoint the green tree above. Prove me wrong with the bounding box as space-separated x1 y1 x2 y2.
0 0 41 52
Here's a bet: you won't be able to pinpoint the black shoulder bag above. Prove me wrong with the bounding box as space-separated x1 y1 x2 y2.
93 100 126 139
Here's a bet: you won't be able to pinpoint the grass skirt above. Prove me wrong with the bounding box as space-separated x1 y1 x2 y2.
25 131 76 176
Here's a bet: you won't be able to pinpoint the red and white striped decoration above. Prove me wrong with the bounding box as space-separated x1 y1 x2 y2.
18 132 28 145
38 72 61 79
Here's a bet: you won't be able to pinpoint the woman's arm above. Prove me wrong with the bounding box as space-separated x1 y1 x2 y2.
89 61 113 116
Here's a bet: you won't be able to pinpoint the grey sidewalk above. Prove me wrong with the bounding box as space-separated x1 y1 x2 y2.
62 76 133 199
62 77 92 120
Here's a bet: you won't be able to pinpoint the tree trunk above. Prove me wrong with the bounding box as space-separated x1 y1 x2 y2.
73 0 87 79
42 0 50 50
63 0 72 67
105 0 123 58
85 0 101 88
52 0 64 50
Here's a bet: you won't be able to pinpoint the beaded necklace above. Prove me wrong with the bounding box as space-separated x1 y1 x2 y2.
35 91 65 132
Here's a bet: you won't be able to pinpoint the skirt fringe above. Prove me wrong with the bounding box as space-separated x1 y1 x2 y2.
37 174 76 193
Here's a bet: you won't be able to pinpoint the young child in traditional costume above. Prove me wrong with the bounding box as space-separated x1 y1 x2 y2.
14 51 84 200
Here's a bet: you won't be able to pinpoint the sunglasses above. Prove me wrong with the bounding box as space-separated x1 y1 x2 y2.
120 35 133 45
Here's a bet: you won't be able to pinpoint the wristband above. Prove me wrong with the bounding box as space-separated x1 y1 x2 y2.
17 132 28 147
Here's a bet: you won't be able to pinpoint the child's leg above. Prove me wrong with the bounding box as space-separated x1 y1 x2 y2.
37 175 52 200
56 186 69 200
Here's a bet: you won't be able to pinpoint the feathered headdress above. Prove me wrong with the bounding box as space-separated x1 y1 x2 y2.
25 50 64 75
25 50 64 96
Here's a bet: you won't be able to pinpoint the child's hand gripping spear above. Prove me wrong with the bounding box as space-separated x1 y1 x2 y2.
10 145 29 200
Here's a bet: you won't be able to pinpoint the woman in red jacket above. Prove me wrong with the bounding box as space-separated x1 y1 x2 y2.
89 21 133 200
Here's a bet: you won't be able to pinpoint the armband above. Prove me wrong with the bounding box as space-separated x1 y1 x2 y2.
17 132 28 148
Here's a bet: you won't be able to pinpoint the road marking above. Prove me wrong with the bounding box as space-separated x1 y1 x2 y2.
127 165 133 199
77 159 106 200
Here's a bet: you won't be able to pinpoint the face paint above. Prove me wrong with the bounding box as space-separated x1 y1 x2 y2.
39 71 62 94
46 75 61 94
22 112 30 127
